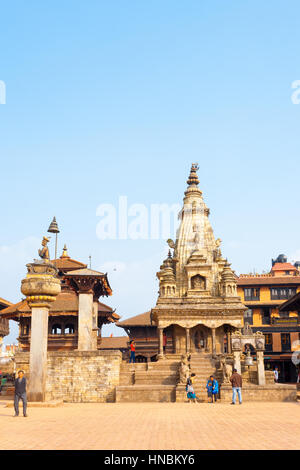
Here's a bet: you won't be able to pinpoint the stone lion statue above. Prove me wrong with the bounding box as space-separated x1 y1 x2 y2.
179 354 190 384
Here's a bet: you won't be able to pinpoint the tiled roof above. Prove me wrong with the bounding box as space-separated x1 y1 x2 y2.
271 263 298 272
65 268 105 276
237 276 300 286
99 337 129 349
117 311 152 327
51 258 87 272
0 297 12 308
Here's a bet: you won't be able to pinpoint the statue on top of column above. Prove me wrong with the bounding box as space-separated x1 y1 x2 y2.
38 236 50 262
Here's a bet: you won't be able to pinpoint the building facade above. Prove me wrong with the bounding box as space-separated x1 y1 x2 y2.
237 256 300 382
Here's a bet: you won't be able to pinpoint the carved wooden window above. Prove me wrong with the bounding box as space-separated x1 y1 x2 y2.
244 288 260 301
281 333 291 352
270 287 296 300
244 309 253 325
264 333 273 352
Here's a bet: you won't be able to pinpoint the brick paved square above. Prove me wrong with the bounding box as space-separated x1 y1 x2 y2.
1 401 299 450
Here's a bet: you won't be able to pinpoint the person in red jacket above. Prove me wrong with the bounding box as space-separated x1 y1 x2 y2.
129 340 136 364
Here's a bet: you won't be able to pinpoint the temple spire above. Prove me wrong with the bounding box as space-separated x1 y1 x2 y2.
185 163 202 198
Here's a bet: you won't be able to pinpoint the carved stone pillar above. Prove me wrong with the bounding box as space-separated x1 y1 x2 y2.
77 292 94 350
92 299 99 350
227 331 232 354
66 273 99 351
211 328 216 355
233 351 242 375
21 262 61 402
185 328 191 354
157 327 164 359
256 350 266 385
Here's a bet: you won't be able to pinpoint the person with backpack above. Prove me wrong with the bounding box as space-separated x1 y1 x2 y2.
206 375 219 403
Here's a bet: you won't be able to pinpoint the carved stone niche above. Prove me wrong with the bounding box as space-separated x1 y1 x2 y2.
231 337 242 351
191 274 206 290
255 332 265 351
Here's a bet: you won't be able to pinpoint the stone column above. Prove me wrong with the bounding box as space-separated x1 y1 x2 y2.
211 328 216 356
227 331 232 354
28 306 49 401
21 262 61 402
185 328 191 354
78 292 94 351
157 327 164 359
92 300 99 350
233 350 242 375
256 350 266 385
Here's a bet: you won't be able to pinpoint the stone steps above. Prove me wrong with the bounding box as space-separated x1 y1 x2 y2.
119 373 134 386
117 355 221 402
116 385 176 403
135 373 178 386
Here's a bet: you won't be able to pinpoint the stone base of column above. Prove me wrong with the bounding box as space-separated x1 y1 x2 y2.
28 391 46 402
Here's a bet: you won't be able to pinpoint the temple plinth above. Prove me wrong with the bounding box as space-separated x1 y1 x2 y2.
21 262 61 402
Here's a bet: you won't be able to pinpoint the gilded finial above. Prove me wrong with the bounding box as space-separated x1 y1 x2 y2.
48 217 60 234
61 244 70 259
187 163 200 187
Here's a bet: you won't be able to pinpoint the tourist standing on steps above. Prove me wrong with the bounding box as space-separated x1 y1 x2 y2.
186 373 197 403
230 369 243 405
14 370 28 417
206 375 219 403
129 340 136 364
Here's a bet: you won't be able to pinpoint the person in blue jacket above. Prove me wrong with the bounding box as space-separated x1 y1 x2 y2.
206 375 219 403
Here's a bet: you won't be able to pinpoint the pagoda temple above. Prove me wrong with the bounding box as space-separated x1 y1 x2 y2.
0 245 119 351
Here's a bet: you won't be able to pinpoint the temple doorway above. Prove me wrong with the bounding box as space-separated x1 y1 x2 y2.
192 325 209 352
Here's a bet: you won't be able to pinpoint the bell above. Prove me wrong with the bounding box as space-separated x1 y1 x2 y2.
48 217 60 234
245 350 253 367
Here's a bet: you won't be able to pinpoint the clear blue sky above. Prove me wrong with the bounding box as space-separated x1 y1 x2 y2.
1 1 300 343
